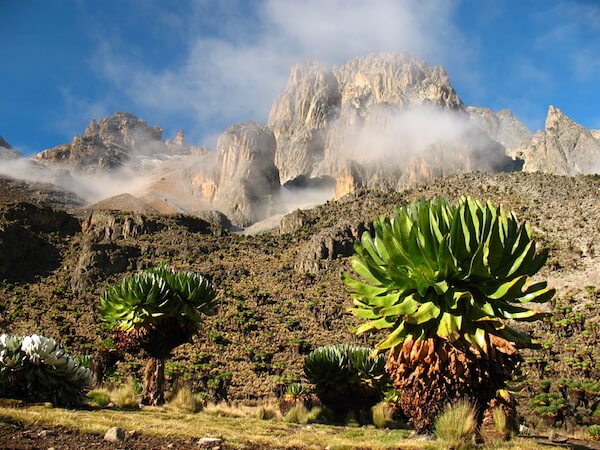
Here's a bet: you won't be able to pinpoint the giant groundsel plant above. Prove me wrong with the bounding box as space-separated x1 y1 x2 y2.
98 264 217 405
344 197 554 431
0 334 92 406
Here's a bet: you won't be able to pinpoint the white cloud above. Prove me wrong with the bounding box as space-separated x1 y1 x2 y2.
94 0 468 143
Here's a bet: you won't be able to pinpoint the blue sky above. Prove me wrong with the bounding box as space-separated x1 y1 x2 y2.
1 0 599 155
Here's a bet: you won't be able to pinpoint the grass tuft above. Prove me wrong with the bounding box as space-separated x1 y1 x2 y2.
110 380 139 410
372 401 395 429
434 399 477 450
167 386 203 413
255 404 280 420
284 404 323 424
86 389 111 408
493 406 508 436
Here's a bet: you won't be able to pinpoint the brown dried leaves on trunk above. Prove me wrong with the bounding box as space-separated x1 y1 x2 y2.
386 336 520 433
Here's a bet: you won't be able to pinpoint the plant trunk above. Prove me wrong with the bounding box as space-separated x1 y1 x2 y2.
386 336 520 433
142 357 165 406
91 350 122 387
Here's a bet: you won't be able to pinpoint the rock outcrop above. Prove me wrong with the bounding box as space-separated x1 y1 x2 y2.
510 106 600 175
466 107 532 150
35 112 166 171
211 123 281 226
165 130 208 156
269 53 517 197
269 53 464 184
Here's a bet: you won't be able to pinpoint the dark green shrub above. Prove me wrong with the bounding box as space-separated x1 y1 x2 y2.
304 344 389 415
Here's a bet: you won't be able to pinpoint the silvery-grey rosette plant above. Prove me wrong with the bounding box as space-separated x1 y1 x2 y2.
0 333 92 406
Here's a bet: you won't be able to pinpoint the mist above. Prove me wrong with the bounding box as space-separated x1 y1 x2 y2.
328 105 508 168
0 156 156 202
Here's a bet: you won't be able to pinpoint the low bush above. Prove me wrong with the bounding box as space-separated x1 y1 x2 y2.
589 425 600 441
0 334 92 407
434 400 477 450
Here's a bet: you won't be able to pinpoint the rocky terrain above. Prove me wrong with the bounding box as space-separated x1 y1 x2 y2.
0 171 598 422
509 106 600 175
0 175 83 211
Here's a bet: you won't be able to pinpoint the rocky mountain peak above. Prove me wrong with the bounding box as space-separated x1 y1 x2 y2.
35 112 167 171
334 53 462 111
0 136 12 149
511 106 600 175
0 137 21 160
544 105 576 132
269 52 466 184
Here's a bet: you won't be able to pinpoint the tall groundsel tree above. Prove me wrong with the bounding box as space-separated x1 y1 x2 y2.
98 265 217 405
343 197 554 432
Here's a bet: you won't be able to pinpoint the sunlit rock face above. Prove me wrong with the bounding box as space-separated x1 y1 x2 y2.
269 53 515 198
466 106 532 151
184 123 281 227
509 106 600 176
268 61 341 184
35 112 166 171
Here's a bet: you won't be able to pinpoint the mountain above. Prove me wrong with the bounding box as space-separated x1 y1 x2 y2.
269 53 517 198
510 105 600 175
0 136 21 160
152 123 282 227
34 113 206 173
35 112 165 171
17 53 599 228
466 106 532 150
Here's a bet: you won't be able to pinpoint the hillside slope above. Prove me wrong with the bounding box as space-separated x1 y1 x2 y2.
0 171 598 414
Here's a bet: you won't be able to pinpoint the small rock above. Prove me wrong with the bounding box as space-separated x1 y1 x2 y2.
104 427 126 442
38 430 58 437
197 437 223 449
48 448 55 450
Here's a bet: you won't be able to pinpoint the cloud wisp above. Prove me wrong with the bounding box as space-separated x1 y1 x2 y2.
94 0 467 141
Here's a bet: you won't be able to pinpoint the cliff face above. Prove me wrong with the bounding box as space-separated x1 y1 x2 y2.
466 106 532 151
163 123 282 227
268 53 516 197
35 112 166 171
269 53 465 185
212 123 281 226
510 106 600 175
268 61 341 183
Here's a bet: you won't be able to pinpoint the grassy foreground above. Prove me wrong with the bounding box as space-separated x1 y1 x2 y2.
0 403 564 450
